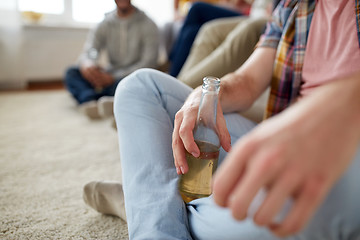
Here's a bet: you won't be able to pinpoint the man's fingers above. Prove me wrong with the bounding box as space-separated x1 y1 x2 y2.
254 168 301 226
213 137 256 208
228 145 287 220
173 136 187 175
84 67 104 86
172 88 202 175
83 70 98 85
270 178 328 237
81 70 93 83
178 110 199 158
172 112 188 174
217 109 231 152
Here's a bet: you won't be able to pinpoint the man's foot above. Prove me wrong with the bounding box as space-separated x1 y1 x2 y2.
98 96 114 118
79 101 101 119
83 181 127 221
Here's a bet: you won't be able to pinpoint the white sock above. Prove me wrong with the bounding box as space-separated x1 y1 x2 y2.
83 181 126 221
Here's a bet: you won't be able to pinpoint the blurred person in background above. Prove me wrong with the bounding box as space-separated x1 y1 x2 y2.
64 0 158 119
169 0 252 77
177 0 274 89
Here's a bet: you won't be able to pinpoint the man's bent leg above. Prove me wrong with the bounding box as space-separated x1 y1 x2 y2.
178 16 244 82
114 69 193 239
179 18 267 89
64 66 98 104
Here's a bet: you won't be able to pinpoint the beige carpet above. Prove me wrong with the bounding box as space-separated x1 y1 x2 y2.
0 90 128 239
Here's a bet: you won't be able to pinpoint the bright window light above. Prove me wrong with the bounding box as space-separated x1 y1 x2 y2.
18 0 64 14
17 0 172 26
132 0 173 26
72 0 116 23
0 0 16 10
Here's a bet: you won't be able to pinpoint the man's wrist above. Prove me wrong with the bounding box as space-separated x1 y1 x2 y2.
220 72 254 112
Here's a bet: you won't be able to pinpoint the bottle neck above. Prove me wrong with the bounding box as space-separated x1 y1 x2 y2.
202 76 220 94
194 77 220 147
198 76 220 125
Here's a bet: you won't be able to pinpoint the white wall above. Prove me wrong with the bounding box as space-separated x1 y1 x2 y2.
0 1 89 89
0 24 88 90
21 26 88 81
0 7 25 89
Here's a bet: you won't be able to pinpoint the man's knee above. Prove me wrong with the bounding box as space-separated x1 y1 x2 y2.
114 68 162 106
115 68 160 91
65 66 80 77
232 18 267 40
64 66 81 85
197 20 220 40
223 18 267 58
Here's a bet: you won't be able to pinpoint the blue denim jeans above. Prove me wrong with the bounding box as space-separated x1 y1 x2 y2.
114 69 360 240
64 66 120 104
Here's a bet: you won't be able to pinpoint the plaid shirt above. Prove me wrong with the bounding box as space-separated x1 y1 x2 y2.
258 0 360 119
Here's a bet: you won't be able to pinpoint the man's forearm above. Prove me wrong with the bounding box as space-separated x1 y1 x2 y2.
220 47 276 113
308 71 360 137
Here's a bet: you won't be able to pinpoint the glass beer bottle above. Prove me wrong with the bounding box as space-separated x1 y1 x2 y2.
179 76 221 203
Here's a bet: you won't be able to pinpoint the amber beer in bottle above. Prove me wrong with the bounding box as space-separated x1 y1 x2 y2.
179 76 221 203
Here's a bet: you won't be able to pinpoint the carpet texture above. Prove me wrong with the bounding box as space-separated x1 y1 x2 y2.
0 90 128 239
